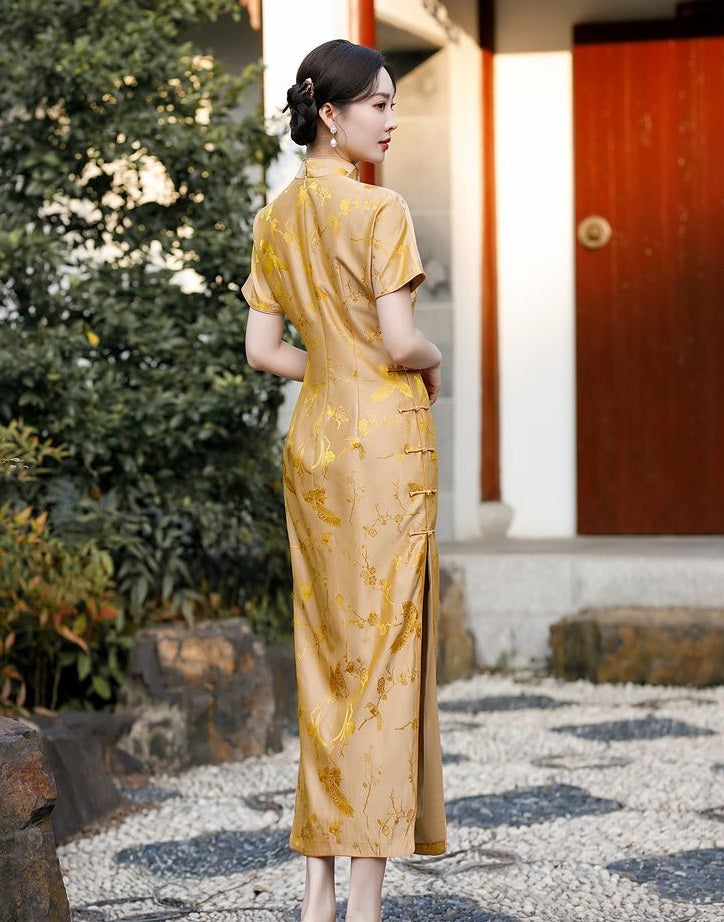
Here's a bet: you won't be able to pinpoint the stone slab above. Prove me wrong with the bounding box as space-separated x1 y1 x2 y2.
549 607 724 686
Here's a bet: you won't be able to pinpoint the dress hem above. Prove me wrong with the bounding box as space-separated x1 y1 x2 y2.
289 838 447 858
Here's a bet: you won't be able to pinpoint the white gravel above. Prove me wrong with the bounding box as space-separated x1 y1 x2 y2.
59 670 724 922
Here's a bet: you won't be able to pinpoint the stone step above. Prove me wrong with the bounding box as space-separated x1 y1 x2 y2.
549 607 724 686
440 537 724 669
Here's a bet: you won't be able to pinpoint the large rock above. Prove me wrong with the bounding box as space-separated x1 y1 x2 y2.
0 717 71 922
32 712 131 843
550 607 724 686
117 617 296 771
438 564 476 683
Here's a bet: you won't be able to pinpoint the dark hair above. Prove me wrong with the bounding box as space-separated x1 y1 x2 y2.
285 39 396 146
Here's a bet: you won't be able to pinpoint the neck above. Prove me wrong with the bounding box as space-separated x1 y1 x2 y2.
306 145 354 163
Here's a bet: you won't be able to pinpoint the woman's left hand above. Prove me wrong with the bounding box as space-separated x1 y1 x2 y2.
421 365 441 406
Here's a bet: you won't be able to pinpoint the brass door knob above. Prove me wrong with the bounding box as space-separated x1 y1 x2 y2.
577 215 612 249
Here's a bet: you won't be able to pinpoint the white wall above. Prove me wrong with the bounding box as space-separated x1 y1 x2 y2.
448 28 483 540
495 51 575 536
494 0 677 536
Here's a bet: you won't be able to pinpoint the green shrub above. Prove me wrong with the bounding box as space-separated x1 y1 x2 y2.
0 422 125 712
0 1 292 640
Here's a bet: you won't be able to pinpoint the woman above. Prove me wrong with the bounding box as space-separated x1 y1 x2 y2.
242 39 446 922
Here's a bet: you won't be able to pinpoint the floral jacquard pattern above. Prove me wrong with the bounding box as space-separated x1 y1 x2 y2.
241 157 446 858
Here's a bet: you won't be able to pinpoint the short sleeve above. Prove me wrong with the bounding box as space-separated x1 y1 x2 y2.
240 214 285 317
370 194 425 300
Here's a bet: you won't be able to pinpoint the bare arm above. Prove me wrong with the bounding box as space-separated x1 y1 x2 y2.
376 285 442 370
245 308 307 382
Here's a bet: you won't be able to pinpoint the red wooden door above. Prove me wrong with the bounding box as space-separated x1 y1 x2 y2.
574 18 724 534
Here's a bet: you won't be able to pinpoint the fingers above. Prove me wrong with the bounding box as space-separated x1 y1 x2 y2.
419 363 441 406
426 384 440 406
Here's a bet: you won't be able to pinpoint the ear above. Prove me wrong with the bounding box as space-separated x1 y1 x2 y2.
319 102 337 131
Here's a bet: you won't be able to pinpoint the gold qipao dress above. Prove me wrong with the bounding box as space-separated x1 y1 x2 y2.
241 156 446 858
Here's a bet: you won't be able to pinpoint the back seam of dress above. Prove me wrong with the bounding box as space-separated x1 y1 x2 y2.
307 197 330 523
333 257 361 432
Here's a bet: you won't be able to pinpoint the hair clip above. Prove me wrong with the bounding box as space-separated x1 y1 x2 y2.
282 76 315 113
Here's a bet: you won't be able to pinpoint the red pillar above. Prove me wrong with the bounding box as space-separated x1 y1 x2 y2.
357 0 377 185
358 0 376 48
479 0 500 501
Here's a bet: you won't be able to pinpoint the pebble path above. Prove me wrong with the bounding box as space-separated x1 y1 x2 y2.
59 670 724 922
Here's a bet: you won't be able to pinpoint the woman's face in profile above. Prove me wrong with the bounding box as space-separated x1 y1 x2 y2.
335 67 398 166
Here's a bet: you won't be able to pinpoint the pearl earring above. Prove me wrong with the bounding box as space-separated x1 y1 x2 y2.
330 124 337 149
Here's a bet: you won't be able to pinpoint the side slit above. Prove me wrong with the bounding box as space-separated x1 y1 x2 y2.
415 553 430 824
413 537 447 856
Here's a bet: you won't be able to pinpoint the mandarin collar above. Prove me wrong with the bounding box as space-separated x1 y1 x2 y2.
303 156 360 181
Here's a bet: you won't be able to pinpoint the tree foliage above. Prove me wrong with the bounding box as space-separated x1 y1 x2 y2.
0 0 291 639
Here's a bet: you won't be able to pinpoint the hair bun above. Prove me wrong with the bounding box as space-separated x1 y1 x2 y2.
284 77 319 146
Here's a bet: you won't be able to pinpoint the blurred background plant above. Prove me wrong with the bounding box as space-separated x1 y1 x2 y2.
0 421 125 712
0 0 291 710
